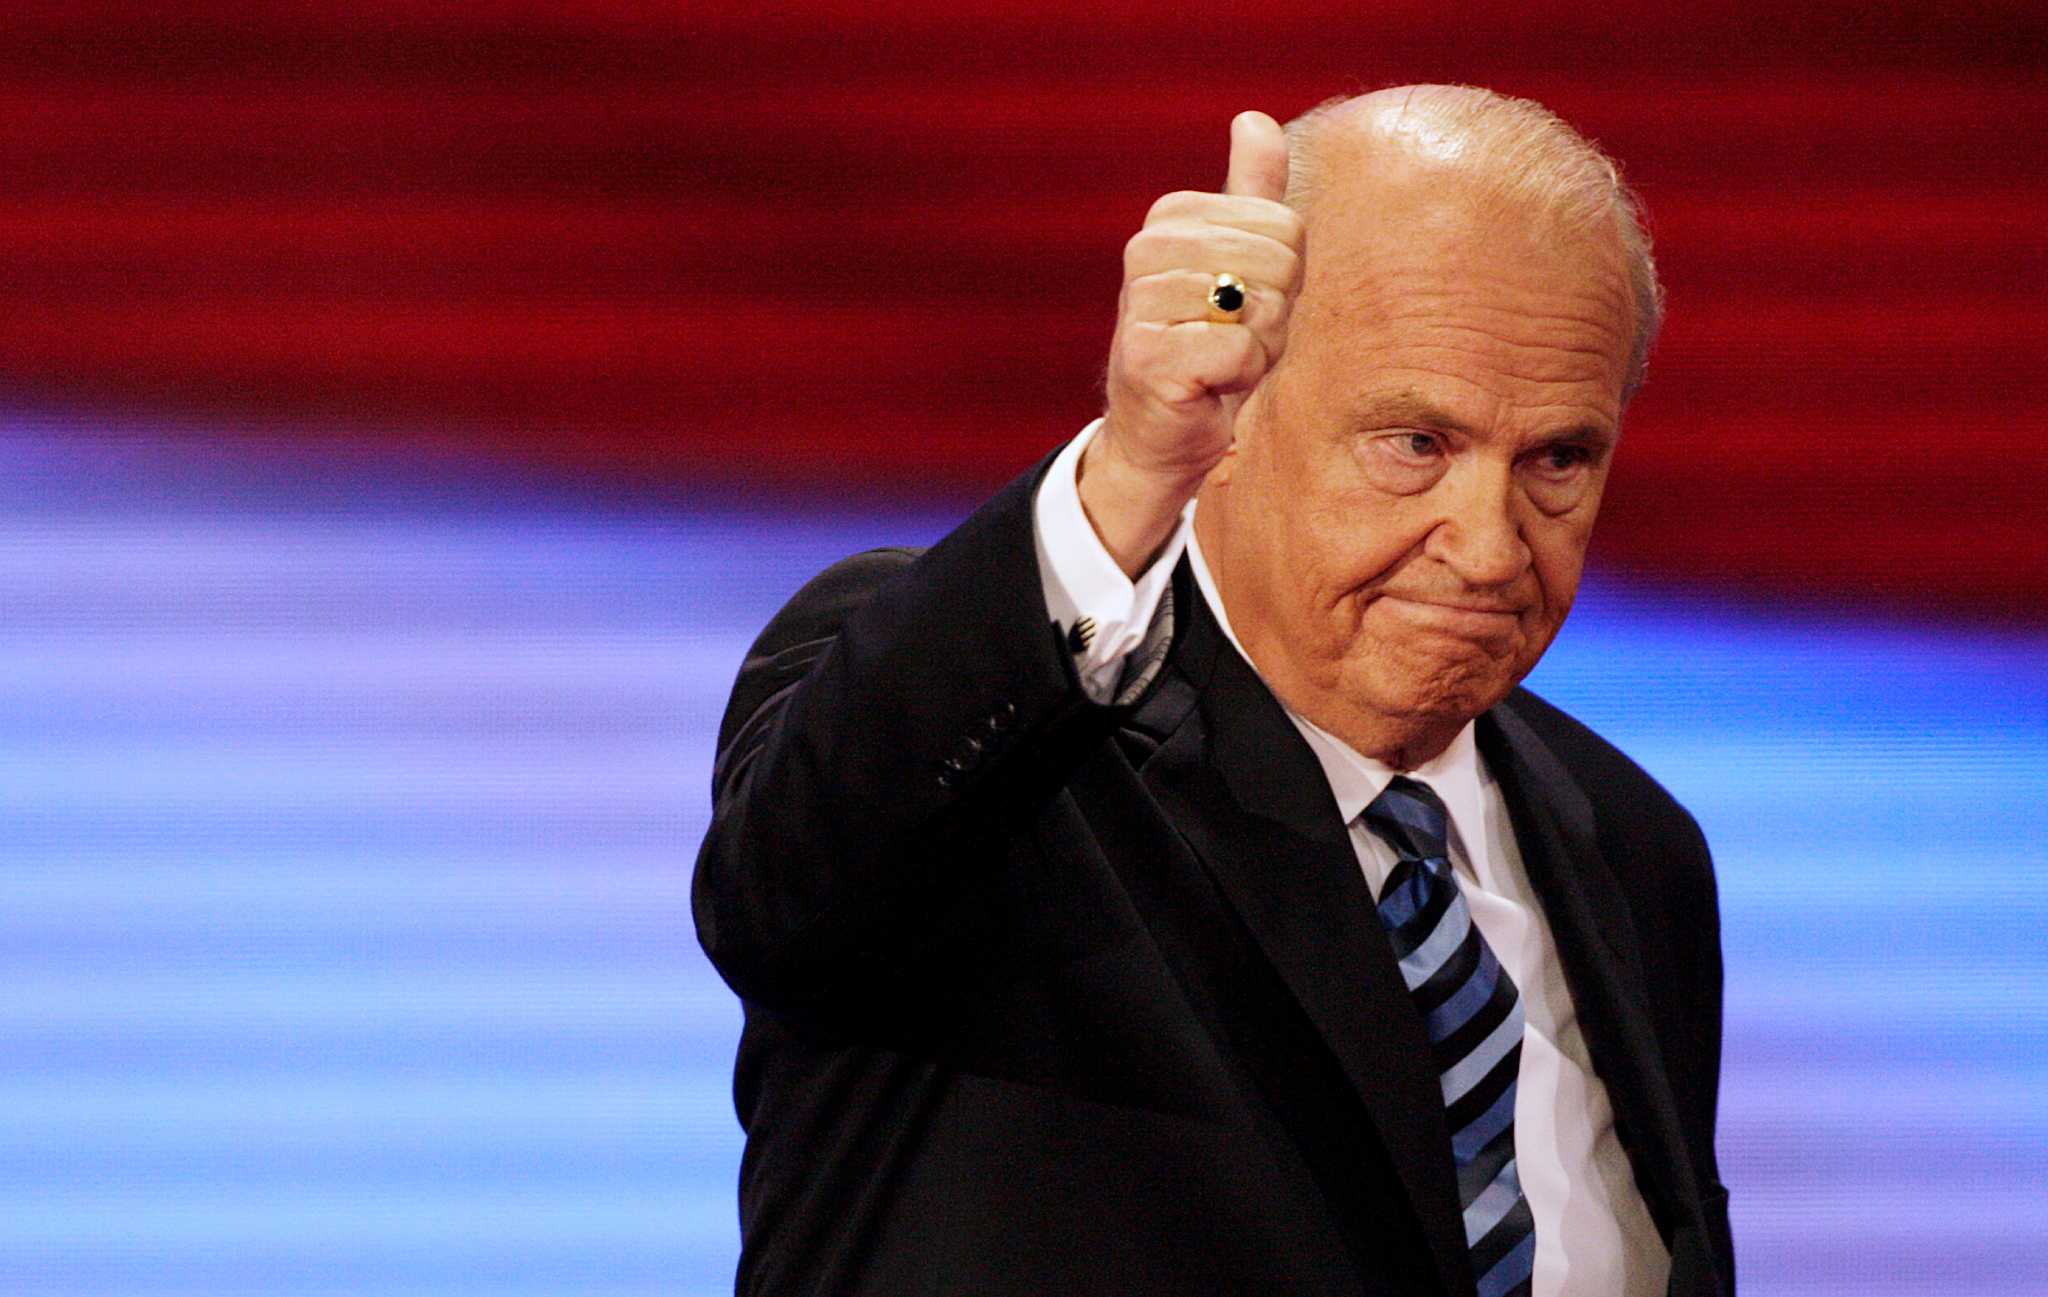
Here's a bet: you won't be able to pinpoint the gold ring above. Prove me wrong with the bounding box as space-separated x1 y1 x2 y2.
1205 272 1248 323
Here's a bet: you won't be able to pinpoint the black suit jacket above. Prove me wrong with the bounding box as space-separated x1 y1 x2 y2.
695 457 1733 1296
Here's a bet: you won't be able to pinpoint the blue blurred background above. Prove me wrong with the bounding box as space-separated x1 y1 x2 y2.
5 411 2043 1295
3 4 2046 1294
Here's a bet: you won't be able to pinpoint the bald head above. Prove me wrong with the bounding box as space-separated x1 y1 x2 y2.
1282 85 1662 399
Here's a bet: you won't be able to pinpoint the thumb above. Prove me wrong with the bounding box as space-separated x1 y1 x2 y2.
1223 110 1288 202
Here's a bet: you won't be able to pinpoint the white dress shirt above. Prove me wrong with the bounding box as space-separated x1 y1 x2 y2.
1033 420 1670 1297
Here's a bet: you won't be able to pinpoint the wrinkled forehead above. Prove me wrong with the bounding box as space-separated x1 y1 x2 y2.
1299 156 1634 343
1281 177 1636 419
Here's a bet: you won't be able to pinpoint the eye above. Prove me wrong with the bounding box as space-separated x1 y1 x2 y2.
1358 428 1452 495
1529 443 1597 476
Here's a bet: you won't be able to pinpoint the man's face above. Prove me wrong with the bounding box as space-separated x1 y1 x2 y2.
1203 157 1636 764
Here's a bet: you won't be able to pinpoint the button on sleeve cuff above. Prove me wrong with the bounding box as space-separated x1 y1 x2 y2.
1033 419 1192 703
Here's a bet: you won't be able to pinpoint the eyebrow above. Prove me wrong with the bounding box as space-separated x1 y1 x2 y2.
1348 393 1469 432
1347 393 1617 447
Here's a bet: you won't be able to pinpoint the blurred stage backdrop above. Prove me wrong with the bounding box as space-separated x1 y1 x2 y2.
3 3 2045 1295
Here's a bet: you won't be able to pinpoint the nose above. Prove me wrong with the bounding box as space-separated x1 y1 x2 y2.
1424 465 1531 589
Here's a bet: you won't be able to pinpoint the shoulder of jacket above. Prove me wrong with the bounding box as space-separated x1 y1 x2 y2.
753 547 925 653
1499 686 1703 844
714 547 928 756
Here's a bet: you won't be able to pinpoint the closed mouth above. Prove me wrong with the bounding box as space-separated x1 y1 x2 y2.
1379 594 1525 620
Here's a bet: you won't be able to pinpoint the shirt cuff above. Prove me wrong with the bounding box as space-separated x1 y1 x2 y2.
1033 419 1191 703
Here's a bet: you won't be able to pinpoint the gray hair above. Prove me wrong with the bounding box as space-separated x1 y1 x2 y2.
1284 85 1664 401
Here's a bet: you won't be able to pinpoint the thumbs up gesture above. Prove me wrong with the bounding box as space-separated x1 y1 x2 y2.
1084 111 1303 575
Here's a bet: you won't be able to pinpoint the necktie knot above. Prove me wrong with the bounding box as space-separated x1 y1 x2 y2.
1362 775 1451 864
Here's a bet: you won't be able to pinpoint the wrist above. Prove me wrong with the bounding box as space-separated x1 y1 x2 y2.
1077 428 1201 579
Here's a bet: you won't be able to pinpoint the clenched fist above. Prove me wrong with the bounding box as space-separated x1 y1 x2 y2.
1082 110 1304 577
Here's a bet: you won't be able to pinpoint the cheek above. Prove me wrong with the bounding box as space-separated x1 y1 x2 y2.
1243 419 1433 640
1296 485 1427 583
1531 519 1593 600
1522 524 1596 659
1266 530 1397 687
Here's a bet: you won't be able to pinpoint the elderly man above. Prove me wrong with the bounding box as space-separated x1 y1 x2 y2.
696 85 1731 1297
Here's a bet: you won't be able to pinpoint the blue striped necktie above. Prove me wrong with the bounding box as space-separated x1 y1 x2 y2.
1362 776 1537 1297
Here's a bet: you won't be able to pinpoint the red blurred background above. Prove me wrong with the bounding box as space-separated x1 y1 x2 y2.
2 1 2043 617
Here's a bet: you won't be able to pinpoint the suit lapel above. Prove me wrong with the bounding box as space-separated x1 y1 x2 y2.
1133 563 1473 1297
1478 702 1705 1248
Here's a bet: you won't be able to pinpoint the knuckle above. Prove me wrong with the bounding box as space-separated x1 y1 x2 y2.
1125 225 1197 276
1146 190 1202 223
1273 246 1303 288
1266 203 1306 240
1225 328 1266 378
1121 273 1176 322
1230 326 1262 364
1121 323 1169 367
1122 228 1159 276
1251 325 1285 370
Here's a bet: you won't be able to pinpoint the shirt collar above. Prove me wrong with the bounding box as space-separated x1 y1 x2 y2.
1184 505 1486 836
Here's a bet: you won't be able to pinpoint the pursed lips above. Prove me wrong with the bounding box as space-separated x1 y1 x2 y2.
1373 593 1528 637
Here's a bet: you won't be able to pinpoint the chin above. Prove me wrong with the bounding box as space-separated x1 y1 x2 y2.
1357 652 1520 728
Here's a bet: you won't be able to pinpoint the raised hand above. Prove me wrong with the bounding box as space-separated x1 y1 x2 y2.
1083 110 1303 576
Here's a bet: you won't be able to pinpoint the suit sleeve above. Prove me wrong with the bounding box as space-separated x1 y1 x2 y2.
1676 807 1734 1291
692 454 1134 1015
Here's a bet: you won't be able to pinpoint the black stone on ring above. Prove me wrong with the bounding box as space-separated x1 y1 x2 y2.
1207 273 1247 316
